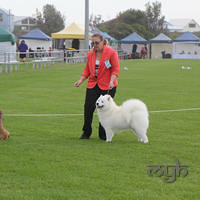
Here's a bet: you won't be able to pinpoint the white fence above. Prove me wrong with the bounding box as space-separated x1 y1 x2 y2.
0 49 88 74
0 48 128 74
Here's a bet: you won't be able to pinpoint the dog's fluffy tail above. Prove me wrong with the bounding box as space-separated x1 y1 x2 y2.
121 99 149 124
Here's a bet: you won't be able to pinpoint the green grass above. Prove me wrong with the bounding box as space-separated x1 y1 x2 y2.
0 59 200 200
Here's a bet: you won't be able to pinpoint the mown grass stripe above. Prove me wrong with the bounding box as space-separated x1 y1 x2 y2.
4 107 200 116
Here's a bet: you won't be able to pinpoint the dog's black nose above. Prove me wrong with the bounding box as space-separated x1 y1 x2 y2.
96 102 99 106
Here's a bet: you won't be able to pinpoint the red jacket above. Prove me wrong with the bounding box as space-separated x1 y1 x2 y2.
82 45 120 90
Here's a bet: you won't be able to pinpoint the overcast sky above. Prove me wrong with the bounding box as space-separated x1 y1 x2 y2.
1 0 200 28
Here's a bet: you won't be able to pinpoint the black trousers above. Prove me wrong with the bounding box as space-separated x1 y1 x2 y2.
82 84 116 140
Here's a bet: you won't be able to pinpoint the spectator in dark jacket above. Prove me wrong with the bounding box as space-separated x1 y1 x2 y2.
18 40 28 62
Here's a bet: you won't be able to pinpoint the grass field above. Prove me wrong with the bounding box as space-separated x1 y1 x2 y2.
0 59 200 200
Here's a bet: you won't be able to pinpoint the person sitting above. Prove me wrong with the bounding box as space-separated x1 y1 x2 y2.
28 48 34 58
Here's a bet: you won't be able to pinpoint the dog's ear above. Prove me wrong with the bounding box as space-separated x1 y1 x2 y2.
107 95 111 101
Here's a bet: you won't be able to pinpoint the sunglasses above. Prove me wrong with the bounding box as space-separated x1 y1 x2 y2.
91 41 102 46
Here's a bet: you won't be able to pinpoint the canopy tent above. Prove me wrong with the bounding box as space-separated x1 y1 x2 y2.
119 32 147 44
91 29 116 41
20 28 52 41
118 32 147 55
51 23 85 39
150 33 172 43
173 32 200 42
0 27 17 62
103 32 117 42
172 32 200 59
0 26 17 44
20 28 52 51
149 33 172 59
51 23 90 49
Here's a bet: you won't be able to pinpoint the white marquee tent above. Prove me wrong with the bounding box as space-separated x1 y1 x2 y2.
172 32 200 59
20 28 52 50
149 33 172 59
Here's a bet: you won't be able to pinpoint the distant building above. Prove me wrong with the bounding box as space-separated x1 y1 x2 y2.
14 16 37 32
167 19 200 33
0 7 14 32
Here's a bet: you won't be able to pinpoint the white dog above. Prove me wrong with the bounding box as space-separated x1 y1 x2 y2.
96 95 149 143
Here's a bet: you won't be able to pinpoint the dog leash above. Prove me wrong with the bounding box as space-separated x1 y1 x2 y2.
107 86 113 95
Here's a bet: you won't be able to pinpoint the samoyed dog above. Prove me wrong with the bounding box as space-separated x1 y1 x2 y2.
96 95 149 143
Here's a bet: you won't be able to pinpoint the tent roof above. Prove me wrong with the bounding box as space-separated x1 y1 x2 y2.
103 32 116 41
51 23 85 39
91 29 116 41
173 32 200 42
20 28 52 41
91 29 104 36
150 33 172 43
119 32 147 44
0 27 17 44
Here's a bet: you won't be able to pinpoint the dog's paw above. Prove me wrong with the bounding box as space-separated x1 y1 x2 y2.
0 131 9 140
138 137 148 143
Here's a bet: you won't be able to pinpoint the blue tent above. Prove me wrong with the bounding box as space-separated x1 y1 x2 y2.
173 32 200 42
172 32 200 59
20 28 52 41
103 32 116 41
91 29 116 41
150 33 172 43
119 32 147 44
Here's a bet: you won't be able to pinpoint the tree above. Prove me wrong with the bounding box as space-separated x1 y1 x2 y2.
89 14 104 31
98 9 148 40
35 4 65 36
145 1 168 36
96 2 169 40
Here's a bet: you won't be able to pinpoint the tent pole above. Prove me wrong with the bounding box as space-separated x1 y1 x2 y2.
84 0 89 50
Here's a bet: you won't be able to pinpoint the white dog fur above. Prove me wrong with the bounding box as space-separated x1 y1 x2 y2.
96 95 149 143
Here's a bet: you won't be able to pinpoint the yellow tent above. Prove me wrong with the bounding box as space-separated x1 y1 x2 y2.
51 23 85 39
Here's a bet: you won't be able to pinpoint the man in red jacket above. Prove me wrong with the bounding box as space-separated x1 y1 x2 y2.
74 33 120 140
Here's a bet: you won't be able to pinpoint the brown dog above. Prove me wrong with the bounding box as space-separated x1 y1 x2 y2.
0 110 10 140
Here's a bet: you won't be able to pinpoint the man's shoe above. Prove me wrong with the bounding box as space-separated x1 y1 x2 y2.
80 134 90 139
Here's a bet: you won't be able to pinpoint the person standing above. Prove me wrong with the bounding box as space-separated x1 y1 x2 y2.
144 44 148 58
132 44 137 59
141 44 145 59
18 40 28 62
141 44 148 59
74 33 120 140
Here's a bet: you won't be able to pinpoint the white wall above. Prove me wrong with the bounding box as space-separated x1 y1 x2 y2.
0 42 16 62
151 43 172 59
22 39 52 51
173 42 200 55
183 20 200 32
121 43 144 54
173 42 200 59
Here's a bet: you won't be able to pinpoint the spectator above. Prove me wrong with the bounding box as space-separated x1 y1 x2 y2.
141 44 146 59
18 40 28 62
132 44 137 58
